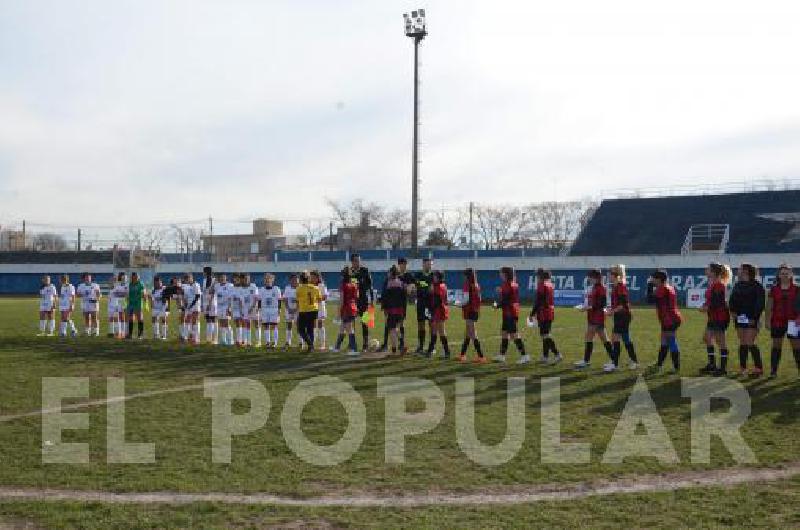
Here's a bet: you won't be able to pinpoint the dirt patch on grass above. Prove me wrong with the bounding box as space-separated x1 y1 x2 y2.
0 463 798 507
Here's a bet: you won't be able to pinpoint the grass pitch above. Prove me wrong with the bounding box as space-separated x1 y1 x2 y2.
0 297 798 529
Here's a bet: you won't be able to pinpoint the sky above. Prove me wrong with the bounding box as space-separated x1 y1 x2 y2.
2 0 800 229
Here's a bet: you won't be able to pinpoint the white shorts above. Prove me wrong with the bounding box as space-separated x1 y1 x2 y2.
285 310 298 323
59 302 73 312
261 311 280 325
231 307 243 320
39 302 54 312
204 303 218 318
108 300 122 314
82 302 99 313
318 304 327 320
217 305 230 319
152 306 168 318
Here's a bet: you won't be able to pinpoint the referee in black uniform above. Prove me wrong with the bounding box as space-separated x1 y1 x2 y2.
349 253 374 351
412 257 435 354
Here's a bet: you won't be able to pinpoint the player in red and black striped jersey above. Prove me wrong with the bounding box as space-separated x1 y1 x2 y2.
646 269 682 372
574 269 615 370
458 268 485 363
700 262 732 376
764 263 800 377
425 270 451 359
606 264 638 371
381 265 408 355
529 268 561 364
494 267 527 363
332 267 360 355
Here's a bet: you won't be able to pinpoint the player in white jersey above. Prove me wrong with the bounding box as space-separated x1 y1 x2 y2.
241 273 260 347
230 274 246 346
179 273 202 344
37 275 58 336
259 273 282 348
215 273 234 346
201 266 219 344
283 274 299 348
75 273 101 336
147 276 170 340
57 274 78 337
310 270 329 350
108 272 129 339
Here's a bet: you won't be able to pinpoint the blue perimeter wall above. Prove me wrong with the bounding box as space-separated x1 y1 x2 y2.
1 268 789 304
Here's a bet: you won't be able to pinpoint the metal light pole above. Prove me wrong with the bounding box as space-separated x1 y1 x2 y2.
404 9 427 256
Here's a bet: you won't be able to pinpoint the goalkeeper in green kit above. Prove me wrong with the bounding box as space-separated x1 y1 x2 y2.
126 271 146 339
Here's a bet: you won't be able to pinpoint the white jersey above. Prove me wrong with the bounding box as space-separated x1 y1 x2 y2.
181 282 202 313
108 282 129 312
77 282 101 312
243 283 259 320
39 284 57 311
283 285 298 318
58 284 76 311
316 282 329 319
151 286 169 316
202 277 218 316
230 286 245 319
259 285 282 323
216 282 233 318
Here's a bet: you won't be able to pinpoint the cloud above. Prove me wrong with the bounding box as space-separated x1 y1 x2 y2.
1 0 800 226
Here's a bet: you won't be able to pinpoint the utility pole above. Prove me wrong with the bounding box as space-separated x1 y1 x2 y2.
469 202 475 249
21 220 26 250
208 216 213 258
404 9 427 257
77 229 82 251
329 221 334 252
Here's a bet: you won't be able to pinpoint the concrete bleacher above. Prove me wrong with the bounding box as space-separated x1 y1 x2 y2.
570 190 800 256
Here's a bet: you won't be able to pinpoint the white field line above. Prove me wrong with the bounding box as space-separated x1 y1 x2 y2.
0 464 797 507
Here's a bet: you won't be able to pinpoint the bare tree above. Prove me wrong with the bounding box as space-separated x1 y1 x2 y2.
300 220 328 248
118 226 168 252
325 198 385 228
473 205 524 249
375 208 411 249
32 233 68 251
171 225 206 254
423 206 469 249
526 199 598 251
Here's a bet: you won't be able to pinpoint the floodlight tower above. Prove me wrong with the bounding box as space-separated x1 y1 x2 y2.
404 9 427 256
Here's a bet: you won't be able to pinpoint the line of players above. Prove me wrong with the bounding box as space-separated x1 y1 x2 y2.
35 258 800 377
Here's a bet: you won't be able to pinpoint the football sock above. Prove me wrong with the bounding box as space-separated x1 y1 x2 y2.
583 342 593 363
624 341 637 362
750 345 763 370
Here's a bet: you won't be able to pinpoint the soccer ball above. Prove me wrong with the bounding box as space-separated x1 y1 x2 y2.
369 338 381 352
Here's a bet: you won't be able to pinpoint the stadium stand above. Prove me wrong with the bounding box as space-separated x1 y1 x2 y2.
569 190 800 256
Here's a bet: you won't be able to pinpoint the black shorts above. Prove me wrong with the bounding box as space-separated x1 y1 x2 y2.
587 323 605 332
661 322 681 333
464 310 479 322
386 314 404 329
612 313 631 335
205 315 216 323
357 300 369 316
416 303 431 322
538 320 552 336
341 315 356 324
706 321 730 332
502 317 518 334
734 320 759 330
